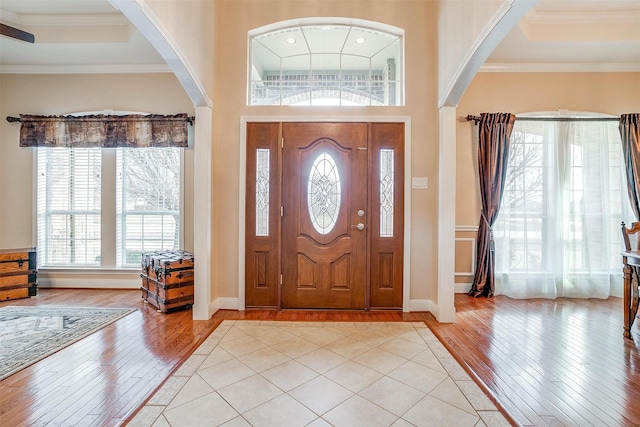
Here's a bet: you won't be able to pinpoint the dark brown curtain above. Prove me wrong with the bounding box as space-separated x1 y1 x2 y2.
18 113 190 148
619 113 640 220
469 112 516 298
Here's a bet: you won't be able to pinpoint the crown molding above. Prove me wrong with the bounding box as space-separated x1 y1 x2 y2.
524 9 640 25
1 12 129 27
0 63 172 74
480 62 640 73
27 14 129 27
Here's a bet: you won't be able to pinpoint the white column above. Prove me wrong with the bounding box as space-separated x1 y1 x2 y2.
437 106 457 323
192 106 212 320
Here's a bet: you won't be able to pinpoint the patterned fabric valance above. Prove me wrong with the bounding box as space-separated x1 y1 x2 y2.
18 113 191 148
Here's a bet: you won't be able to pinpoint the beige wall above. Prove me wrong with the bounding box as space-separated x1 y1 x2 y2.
0 73 195 283
212 0 439 302
437 0 508 105
144 0 216 101
454 71 640 286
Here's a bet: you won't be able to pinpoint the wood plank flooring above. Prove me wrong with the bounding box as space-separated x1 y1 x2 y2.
0 289 638 426
425 295 640 427
0 289 221 427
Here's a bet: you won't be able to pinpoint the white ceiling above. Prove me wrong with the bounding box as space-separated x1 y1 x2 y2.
486 0 640 72
0 0 639 74
0 0 168 73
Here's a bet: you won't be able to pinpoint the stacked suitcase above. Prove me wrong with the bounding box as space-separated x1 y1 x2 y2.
140 250 194 313
0 247 37 301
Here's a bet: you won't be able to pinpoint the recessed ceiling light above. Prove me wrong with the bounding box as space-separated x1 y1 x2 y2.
286 37 296 44
355 37 365 44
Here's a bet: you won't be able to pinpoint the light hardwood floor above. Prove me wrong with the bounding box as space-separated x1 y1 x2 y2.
428 295 640 427
0 289 638 426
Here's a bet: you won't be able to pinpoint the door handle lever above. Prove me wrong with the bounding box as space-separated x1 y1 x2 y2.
351 223 365 231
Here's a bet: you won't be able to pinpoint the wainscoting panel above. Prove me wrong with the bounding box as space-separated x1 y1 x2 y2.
455 226 478 293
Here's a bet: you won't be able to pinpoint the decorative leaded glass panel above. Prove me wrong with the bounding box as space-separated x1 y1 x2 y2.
307 152 341 234
380 149 394 237
256 149 270 236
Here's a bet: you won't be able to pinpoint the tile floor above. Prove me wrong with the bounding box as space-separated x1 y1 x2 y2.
128 320 509 427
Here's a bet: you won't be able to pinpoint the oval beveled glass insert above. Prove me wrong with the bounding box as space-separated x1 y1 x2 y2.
307 152 341 234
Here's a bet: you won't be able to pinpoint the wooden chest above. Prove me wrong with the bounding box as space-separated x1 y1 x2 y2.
0 247 37 301
140 250 194 313
142 249 194 280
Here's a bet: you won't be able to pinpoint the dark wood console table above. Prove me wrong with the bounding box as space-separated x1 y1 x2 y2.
622 250 640 339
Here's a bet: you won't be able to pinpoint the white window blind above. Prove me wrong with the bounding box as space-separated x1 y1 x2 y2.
37 147 102 266
116 147 182 267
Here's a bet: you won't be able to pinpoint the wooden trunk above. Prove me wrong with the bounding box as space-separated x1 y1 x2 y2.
140 282 194 313
140 250 194 313
0 247 37 301
145 264 194 286
142 250 194 278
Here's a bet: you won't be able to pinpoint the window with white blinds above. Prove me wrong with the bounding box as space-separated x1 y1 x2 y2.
37 148 102 266
36 147 182 269
116 147 182 267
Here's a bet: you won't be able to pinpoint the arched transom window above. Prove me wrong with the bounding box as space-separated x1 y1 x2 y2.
249 18 404 106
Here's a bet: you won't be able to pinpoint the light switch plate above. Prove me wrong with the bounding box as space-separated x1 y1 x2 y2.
412 177 428 189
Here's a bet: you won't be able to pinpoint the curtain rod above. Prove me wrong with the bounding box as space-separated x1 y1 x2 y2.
6 115 196 125
465 115 620 125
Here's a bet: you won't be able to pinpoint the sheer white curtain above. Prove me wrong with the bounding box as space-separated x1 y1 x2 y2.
493 117 634 299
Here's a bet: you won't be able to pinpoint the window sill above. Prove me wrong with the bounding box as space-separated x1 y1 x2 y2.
38 267 140 275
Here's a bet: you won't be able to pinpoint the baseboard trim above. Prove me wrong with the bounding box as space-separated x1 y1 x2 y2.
409 299 433 312
217 297 240 310
38 276 140 289
207 298 241 316
409 298 457 323
455 283 472 294
207 299 220 319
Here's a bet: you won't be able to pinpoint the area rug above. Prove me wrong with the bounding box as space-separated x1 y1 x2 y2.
0 306 136 381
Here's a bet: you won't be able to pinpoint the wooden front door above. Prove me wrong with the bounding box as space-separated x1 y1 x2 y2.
245 122 404 310
281 123 368 309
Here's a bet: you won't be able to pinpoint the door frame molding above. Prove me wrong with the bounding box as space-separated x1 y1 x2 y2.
238 115 412 312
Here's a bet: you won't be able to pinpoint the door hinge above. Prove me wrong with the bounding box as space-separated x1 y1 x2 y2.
280 274 283 285
281 137 284 149
280 206 284 217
